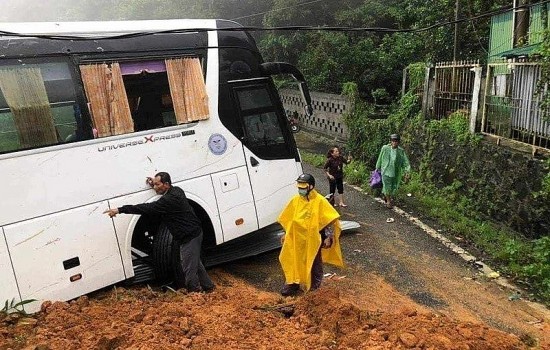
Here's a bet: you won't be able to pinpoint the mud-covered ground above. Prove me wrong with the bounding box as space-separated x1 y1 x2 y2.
0 271 538 350
1 131 549 349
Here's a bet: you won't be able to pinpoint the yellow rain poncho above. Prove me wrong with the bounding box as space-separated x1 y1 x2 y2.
278 189 344 291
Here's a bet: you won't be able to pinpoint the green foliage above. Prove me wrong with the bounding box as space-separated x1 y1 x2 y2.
343 160 371 191
258 0 511 100
399 174 550 303
342 82 359 101
295 32 377 93
426 111 480 145
0 0 513 104
299 150 326 168
336 77 549 301
1 298 36 316
534 158 550 200
536 28 550 122
371 88 389 105
407 62 426 92
502 236 550 301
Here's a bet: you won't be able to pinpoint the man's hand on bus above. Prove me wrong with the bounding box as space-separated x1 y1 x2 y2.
103 208 119 218
146 177 154 187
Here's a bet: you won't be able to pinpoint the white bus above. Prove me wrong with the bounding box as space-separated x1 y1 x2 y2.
0 19 315 312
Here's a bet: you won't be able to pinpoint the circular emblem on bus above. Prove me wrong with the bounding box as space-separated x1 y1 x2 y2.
208 133 227 155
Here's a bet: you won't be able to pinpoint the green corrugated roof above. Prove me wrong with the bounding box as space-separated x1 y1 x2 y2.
499 43 541 58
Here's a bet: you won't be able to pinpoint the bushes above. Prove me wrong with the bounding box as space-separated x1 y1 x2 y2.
336 65 550 303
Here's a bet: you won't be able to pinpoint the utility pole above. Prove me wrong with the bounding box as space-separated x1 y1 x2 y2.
513 0 530 47
453 0 460 62
452 0 460 95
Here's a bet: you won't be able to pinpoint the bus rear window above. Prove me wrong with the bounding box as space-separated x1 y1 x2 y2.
0 60 85 153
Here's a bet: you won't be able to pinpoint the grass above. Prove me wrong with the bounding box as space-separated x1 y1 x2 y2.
398 176 550 303
300 149 550 304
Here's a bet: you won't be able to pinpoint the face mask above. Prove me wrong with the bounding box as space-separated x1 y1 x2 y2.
298 188 308 196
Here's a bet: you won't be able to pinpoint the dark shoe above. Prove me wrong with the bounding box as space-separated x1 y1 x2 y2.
203 285 216 294
281 283 300 296
310 283 321 291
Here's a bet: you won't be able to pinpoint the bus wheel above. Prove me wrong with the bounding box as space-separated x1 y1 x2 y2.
151 224 175 283
151 224 186 288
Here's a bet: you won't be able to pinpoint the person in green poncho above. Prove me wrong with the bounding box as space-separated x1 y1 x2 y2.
376 134 411 209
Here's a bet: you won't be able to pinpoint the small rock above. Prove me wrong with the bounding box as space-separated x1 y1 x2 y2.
40 301 52 313
180 337 192 348
457 326 473 338
398 306 418 317
399 332 418 347
431 335 452 349
17 317 38 326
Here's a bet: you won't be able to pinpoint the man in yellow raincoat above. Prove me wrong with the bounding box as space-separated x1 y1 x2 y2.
278 173 344 296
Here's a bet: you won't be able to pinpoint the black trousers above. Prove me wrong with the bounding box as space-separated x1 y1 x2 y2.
329 177 344 194
178 231 214 292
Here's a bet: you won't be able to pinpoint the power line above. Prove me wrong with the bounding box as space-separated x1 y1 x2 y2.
0 0 547 41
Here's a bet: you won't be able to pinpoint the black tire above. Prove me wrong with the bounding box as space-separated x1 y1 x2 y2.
151 225 175 284
151 224 186 287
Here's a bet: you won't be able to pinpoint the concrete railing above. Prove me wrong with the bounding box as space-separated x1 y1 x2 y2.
279 88 351 140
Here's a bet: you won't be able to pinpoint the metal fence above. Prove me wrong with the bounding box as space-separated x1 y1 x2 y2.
482 62 550 149
433 60 480 119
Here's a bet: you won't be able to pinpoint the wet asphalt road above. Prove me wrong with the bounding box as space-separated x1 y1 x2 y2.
217 130 547 335
220 131 467 304
220 159 464 308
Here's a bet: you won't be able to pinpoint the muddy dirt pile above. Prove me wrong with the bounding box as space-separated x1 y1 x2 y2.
0 271 531 350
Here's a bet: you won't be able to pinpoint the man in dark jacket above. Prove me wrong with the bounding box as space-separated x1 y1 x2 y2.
104 172 214 293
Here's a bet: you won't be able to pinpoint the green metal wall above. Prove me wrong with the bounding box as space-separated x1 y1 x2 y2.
529 2 549 45
488 11 513 63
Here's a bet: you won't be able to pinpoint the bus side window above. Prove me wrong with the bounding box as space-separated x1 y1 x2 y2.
0 60 90 153
79 58 208 137
132 94 165 132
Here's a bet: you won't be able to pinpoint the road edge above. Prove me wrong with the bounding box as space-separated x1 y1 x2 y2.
346 182 550 321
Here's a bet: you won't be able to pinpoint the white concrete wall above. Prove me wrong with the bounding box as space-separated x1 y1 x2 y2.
279 89 351 140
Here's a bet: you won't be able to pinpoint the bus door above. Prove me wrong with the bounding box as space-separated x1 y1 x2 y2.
232 80 302 229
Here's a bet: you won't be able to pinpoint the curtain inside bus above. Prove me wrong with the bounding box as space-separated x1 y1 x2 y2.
165 58 209 123
0 68 58 148
80 63 134 137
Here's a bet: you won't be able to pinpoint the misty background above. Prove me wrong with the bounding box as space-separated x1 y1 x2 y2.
0 0 274 25
0 0 511 101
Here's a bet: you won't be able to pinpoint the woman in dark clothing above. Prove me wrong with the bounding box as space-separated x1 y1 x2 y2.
323 146 352 207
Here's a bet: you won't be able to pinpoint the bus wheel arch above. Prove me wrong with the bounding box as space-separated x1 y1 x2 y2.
189 201 217 251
